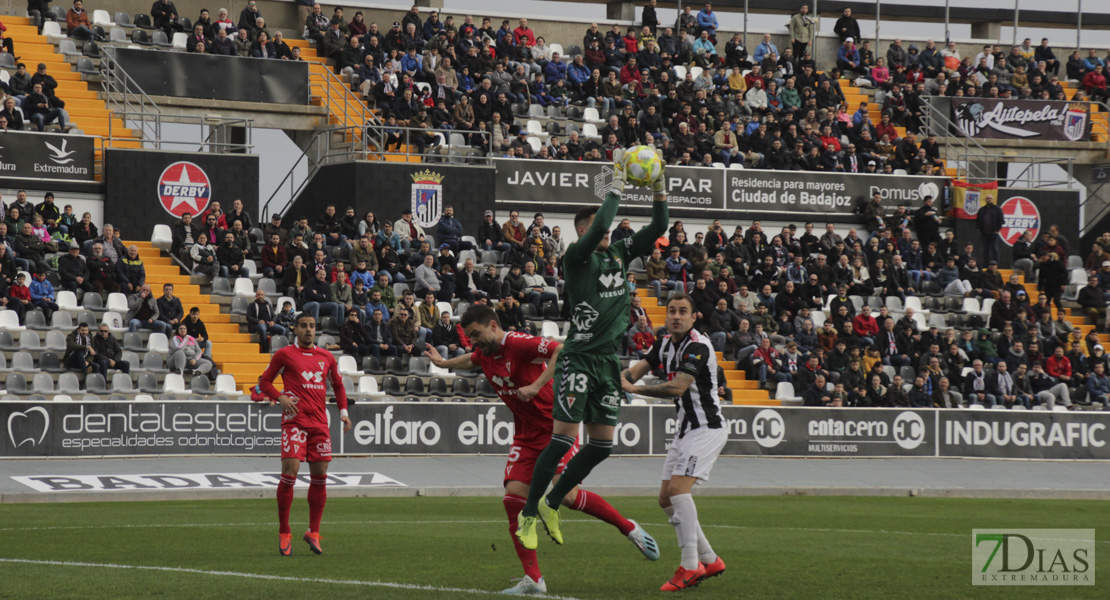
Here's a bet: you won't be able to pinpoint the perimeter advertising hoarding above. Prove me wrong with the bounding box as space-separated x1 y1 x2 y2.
494 158 945 215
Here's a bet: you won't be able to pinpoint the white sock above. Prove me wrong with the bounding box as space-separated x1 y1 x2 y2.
669 493 700 570
696 522 717 564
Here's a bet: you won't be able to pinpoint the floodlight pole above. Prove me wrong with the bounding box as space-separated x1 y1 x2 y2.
1013 0 1019 47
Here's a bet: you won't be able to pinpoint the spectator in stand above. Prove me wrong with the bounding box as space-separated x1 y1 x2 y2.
696 2 718 40
170 322 213 376
117 245 146 294
157 283 183 332
127 284 168 334
390 305 422 356
301 267 342 323
28 271 58 322
1079 275 1108 321
436 205 472 253
151 0 183 36
59 243 91 293
189 232 218 279
237 0 260 32
394 208 425 253
789 4 815 62
248 289 285 352
90 322 128 377
66 0 101 41
25 82 66 132
260 233 287 280
186 23 209 53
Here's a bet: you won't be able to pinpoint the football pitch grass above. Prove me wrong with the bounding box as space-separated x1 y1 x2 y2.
0 495 1106 599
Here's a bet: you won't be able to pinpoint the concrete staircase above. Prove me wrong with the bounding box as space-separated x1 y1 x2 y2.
4 15 140 147
124 240 272 393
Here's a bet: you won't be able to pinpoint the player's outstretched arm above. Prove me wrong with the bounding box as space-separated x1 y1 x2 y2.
626 169 669 258
327 355 352 432
518 344 561 402
424 346 477 371
626 372 694 398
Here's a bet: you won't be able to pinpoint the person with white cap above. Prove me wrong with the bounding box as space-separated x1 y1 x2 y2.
837 37 860 74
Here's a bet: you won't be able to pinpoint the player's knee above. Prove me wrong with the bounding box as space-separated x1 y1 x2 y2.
666 480 690 498
657 493 671 509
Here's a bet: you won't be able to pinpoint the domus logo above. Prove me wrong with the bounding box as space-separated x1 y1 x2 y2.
868 181 940 204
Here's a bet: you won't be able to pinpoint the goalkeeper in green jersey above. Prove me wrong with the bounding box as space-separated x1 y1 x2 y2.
516 151 669 551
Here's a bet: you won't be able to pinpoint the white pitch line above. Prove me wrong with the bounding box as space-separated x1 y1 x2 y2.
0 558 587 600
5 518 1107 545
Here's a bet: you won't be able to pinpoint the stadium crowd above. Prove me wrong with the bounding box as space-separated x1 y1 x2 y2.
160 188 1110 409
277 2 1093 172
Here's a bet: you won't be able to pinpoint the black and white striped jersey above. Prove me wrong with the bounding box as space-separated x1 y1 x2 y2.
645 329 722 438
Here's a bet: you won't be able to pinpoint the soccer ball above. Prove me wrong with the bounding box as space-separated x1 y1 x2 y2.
621 145 664 187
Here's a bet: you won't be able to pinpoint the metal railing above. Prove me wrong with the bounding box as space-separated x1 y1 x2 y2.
309 67 377 131
261 124 491 221
920 97 998 184
100 48 162 144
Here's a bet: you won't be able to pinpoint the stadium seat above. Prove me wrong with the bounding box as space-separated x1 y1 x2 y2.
409 357 430 374
270 335 289 352
475 377 494 397
12 352 33 372
142 352 169 373
19 331 41 351
151 224 173 251
85 373 107 394
230 297 249 315
109 27 128 43
163 373 186 395
427 377 448 399
25 311 48 330
40 352 64 373
381 376 401 395
451 378 473 398
258 278 277 296
234 278 255 297
0 354 10 372
92 9 113 25
58 39 79 56
57 373 81 395
5 373 29 395
384 356 405 375
147 333 169 354
404 376 426 395
549 43 563 56
1068 255 1083 269
102 311 126 333
362 356 383 375
56 291 79 312
138 373 162 393
122 351 141 370
211 277 233 296
82 293 105 312
0 310 25 331
111 372 134 392
134 394 154 402
583 107 603 123
357 376 385 398
51 311 73 330
123 332 144 351
191 375 215 395
31 372 54 395
541 321 560 339
319 315 339 334
171 32 189 50
106 293 128 313
215 374 242 396
41 20 63 40
338 355 361 376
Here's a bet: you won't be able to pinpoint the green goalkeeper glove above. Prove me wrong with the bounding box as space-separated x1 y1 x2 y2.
651 158 667 194
609 148 628 194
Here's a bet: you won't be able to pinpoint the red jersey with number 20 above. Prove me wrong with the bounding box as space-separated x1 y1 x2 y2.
258 344 348 429
471 332 561 447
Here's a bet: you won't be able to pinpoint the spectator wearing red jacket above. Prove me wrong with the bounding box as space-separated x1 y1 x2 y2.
1083 65 1108 101
1045 346 1073 380
852 311 879 345
626 314 655 359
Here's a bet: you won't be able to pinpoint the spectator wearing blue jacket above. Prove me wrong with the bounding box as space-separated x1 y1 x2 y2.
544 53 567 84
375 223 404 254
753 33 777 64
400 48 422 78
837 39 861 73
1088 363 1110 409
1082 49 1104 72
422 12 443 40
29 270 58 322
696 3 719 40
665 246 690 284
435 206 472 253
566 56 591 94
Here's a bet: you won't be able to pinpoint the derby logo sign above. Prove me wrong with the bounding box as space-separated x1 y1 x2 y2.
410 170 444 229
998 196 1041 246
158 161 211 218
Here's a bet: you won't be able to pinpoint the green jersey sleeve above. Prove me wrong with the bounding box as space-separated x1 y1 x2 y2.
564 191 620 267
616 196 669 263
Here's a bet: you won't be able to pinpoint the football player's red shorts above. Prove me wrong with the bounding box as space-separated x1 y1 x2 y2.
503 438 580 486
281 424 333 463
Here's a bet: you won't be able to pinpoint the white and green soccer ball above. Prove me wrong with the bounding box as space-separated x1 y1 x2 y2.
620 145 664 187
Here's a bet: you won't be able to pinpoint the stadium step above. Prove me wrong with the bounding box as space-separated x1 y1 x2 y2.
125 239 271 393
6 17 138 148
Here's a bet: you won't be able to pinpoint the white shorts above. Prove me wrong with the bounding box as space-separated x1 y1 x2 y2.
661 426 728 482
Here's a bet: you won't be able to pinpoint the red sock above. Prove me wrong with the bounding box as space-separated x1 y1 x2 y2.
307 476 327 533
277 475 295 535
571 489 634 536
503 494 542 582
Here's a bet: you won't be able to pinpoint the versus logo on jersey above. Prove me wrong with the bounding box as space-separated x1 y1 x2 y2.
300 371 324 384
158 161 211 219
597 272 626 290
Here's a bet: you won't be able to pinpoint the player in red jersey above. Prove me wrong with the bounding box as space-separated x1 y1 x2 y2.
253 313 352 557
425 304 658 595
